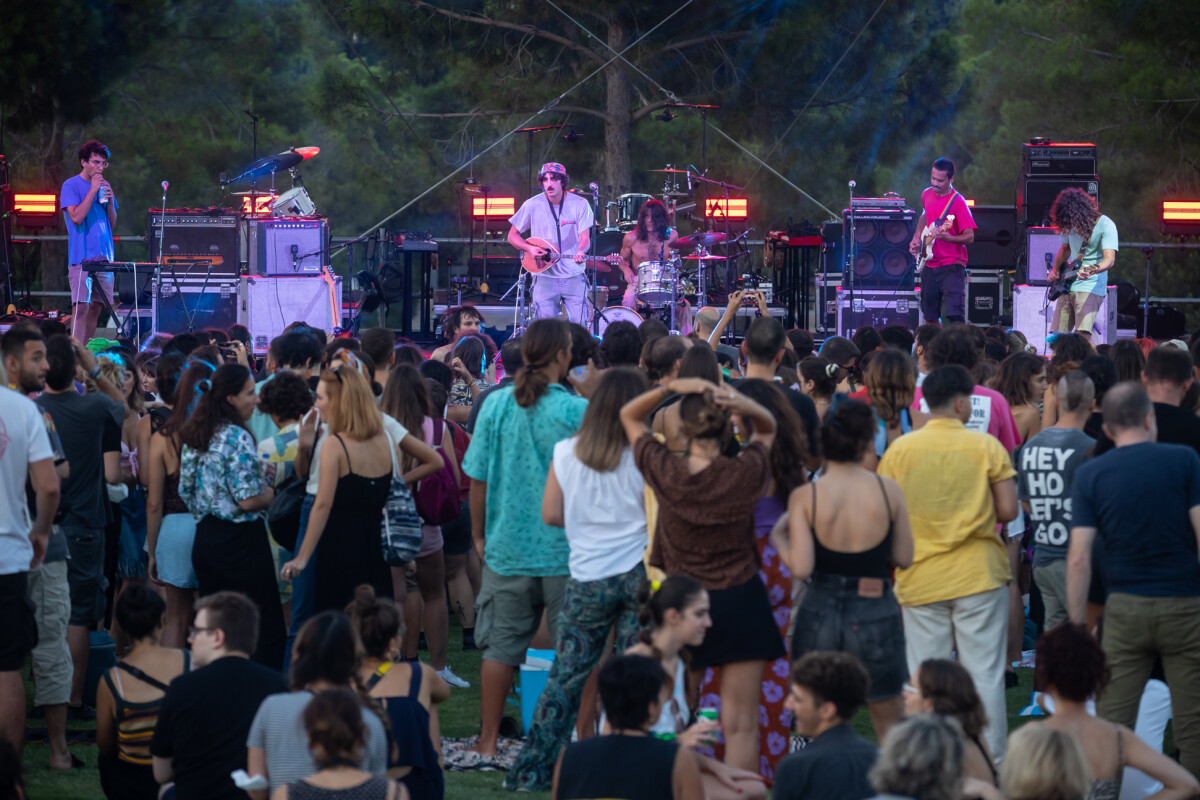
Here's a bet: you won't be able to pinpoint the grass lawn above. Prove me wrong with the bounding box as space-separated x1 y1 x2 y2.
18 623 1085 800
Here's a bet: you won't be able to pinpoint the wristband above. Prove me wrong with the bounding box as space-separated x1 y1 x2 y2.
88 365 102 380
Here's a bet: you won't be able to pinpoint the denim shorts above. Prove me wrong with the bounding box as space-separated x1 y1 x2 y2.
791 572 908 701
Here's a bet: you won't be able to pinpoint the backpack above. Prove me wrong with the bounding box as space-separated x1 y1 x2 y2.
413 418 463 525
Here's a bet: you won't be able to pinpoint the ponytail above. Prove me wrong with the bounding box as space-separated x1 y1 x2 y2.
513 319 571 408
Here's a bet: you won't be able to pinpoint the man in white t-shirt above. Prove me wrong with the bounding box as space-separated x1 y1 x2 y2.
0 384 60 750
507 162 595 324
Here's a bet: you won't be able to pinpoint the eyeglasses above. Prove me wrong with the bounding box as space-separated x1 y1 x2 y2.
188 625 218 638
88 159 109 167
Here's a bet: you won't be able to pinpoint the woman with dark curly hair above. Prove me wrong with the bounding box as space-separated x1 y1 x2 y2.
1048 188 1118 340
864 348 916 463
1033 623 1198 800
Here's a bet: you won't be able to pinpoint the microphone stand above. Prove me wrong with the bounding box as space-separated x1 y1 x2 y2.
590 186 601 334
846 180 857 338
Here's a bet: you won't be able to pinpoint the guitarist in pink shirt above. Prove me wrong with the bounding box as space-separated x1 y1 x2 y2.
909 158 977 325
507 162 596 324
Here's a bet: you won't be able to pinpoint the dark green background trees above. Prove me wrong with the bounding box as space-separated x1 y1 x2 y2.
3 0 1196 321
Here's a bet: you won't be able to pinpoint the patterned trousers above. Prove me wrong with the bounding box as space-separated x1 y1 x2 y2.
505 564 646 791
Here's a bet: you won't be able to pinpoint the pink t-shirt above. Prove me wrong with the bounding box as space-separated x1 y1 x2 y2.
912 384 1021 452
920 187 977 269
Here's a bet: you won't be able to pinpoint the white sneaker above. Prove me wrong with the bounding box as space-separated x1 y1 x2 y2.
438 666 470 688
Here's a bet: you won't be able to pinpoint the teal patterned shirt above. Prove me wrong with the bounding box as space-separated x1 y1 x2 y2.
180 424 267 523
461 384 587 576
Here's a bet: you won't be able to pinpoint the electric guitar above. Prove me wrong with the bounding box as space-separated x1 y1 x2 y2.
914 214 955 273
521 237 619 274
1047 257 1085 301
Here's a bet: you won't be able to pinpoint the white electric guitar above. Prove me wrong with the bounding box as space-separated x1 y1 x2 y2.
914 214 955 273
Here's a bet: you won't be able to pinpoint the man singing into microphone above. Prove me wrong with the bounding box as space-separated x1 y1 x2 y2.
507 162 594 323
61 140 118 342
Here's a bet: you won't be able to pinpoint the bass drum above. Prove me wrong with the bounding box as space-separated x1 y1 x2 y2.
595 306 642 336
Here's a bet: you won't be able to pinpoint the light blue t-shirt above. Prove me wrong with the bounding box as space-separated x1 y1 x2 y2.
61 175 117 265
1062 214 1117 296
461 383 587 576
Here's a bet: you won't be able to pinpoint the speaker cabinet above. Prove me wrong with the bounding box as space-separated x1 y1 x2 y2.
1019 177 1098 227
146 213 240 276
965 205 1017 269
843 209 916 289
240 275 343 353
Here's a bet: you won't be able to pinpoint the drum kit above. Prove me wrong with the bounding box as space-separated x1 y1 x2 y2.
588 166 739 335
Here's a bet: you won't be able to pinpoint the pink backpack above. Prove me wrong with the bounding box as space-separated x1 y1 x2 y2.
413 419 463 525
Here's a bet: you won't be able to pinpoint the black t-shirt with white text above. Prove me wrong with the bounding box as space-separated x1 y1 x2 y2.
1017 427 1095 566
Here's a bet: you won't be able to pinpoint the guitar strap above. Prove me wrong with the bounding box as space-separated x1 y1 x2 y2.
935 191 959 227
545 195 565 257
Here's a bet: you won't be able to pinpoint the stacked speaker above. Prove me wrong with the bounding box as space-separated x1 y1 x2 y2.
1018 141 1098 227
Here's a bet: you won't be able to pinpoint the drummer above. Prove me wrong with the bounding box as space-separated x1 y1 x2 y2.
617 199 678 309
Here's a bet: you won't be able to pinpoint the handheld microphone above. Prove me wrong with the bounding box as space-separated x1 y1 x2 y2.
291 244 299 272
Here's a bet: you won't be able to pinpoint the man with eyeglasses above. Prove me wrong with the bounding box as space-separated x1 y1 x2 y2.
61 139 118 342
507 162 595 324
151 591 285 800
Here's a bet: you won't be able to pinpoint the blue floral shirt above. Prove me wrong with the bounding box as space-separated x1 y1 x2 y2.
180 424 267 523
461 383 587 576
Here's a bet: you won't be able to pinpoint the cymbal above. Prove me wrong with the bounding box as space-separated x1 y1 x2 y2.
646 168 692 174
295 146 320 160
229 147 317 182
663 191 692 199
681 253 727 260
230 190 279 196
671 231 727 248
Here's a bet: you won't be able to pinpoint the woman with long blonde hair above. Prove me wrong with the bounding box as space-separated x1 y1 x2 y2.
280 365 407 614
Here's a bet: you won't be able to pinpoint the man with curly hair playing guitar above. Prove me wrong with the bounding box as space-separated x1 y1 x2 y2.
1047 188 1118 340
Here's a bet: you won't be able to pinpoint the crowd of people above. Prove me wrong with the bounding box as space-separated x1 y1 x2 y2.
2 296 1200 800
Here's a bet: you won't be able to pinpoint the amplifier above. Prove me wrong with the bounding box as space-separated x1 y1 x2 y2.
836 287 922 338
842 208 916 289
1021 142 1098 177
146 212 240 275
1012 284 1116 355
249 218 328 275
849 196 907 209
153 275 239 335
241 275 343 353
966 270 1004 326
1019 177 1098 227
1025 227 1062 284
965 205 1018 270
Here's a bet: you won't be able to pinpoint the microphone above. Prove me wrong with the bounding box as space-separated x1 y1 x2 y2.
848 180 857 188
291 244 299 272
588 182 599 203
161 181 169 192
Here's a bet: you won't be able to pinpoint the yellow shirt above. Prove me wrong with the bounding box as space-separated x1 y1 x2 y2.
877 417 1016 607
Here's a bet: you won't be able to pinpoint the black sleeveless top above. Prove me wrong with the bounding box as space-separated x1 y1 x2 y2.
811 474 893 580
556 734 677 800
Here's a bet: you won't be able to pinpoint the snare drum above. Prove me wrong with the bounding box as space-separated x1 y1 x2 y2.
636 261 676 305
271 186 316 217
616 193 654 230
595 306 643 336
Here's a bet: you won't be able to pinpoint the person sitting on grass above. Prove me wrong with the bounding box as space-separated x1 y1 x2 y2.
552 654 702 800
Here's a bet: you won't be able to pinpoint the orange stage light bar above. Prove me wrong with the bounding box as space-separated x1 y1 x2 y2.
704 198 748 219
964 199 975 207
14 193 57 215
472 197 516 217
1163 201 1200 221
241 194 277 215
1162 200 1200 235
